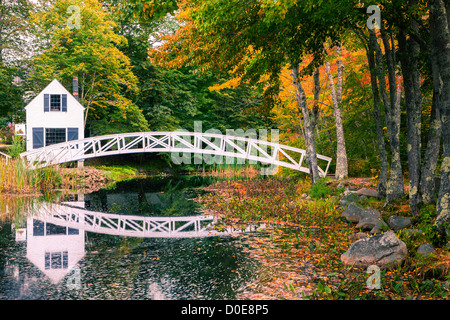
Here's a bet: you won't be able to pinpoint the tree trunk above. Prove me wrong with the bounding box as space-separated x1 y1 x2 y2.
325 59 348 180
420 89 441 204
420 38 442 204
291 64 320 184
398 25 422 216
312 67 320 131
429 0 450 231
366 30 388 198
372 27 405 205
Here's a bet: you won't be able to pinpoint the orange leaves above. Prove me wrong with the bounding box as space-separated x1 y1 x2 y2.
208 76 242 91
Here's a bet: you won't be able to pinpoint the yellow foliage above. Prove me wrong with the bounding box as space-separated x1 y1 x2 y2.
208 76 242 91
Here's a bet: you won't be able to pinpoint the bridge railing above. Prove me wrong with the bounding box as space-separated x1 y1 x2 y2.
20 131 332 176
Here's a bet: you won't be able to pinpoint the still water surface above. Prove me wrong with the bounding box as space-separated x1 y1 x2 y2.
0 175 262 300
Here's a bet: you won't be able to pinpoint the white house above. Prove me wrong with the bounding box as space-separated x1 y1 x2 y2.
25 78 84 152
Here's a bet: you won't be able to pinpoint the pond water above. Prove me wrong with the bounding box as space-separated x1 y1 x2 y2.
0 175 264 300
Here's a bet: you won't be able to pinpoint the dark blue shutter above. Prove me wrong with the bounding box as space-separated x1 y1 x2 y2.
61 94 67 112
44 94 49 112
67 128 78 141
32 127 44 149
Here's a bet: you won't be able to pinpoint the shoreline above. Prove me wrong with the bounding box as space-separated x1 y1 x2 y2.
196 177 450 300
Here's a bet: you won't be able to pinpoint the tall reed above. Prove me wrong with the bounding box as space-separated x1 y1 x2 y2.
0 158 70 194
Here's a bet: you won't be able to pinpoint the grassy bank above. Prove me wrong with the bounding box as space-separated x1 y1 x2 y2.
197 176 450 300
0 158 76 195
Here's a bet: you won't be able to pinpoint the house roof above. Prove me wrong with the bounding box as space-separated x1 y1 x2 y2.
24 79 85 110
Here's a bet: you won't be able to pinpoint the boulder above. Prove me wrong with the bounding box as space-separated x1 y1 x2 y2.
417 243 435 257
341 203 381 223
340 231 407 268
356 216 380 231
388 216 412 231
339 198 348 207
369 220 389 235
341 203 365 222
355 188 379 198
356 215 388 234
339 193 360 207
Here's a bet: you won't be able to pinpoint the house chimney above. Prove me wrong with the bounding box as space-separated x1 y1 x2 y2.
73 77 79 101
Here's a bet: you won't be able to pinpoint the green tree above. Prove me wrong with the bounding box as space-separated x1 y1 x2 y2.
0 0 33 63
28 0 148 135
0 65 25 123
429 0 450 231
109 3 269 133
149 0 352 184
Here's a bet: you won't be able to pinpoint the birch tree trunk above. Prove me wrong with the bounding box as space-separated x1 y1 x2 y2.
429 0 450 231
325 58 348 180
291 64 320 185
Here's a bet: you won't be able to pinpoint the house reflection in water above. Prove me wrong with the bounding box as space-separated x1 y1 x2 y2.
19 198 85 285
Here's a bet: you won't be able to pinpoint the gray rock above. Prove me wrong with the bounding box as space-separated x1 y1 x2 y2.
356 215 388 234
356 216 381 230
341 193 360 203
417 243 435 257
341 231 408 268
337 181 346 189
370 220 389 235
341 203 381 223
341 203 365 222
359 195 368 202
355 188 379 198
339 199 348 207
388 216 413 230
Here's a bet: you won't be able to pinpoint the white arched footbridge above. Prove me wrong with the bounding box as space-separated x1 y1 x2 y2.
20 131 332 176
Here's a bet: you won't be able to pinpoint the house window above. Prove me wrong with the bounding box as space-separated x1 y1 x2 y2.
44 93 67 112
50 94 61 111
45 251 68 270
45 128 66 146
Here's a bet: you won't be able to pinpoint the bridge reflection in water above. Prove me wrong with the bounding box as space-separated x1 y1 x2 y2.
30 202 253 238
18 200 264 285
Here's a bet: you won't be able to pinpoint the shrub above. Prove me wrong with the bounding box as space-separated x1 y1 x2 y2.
7 135 25 158
310 179 332 199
